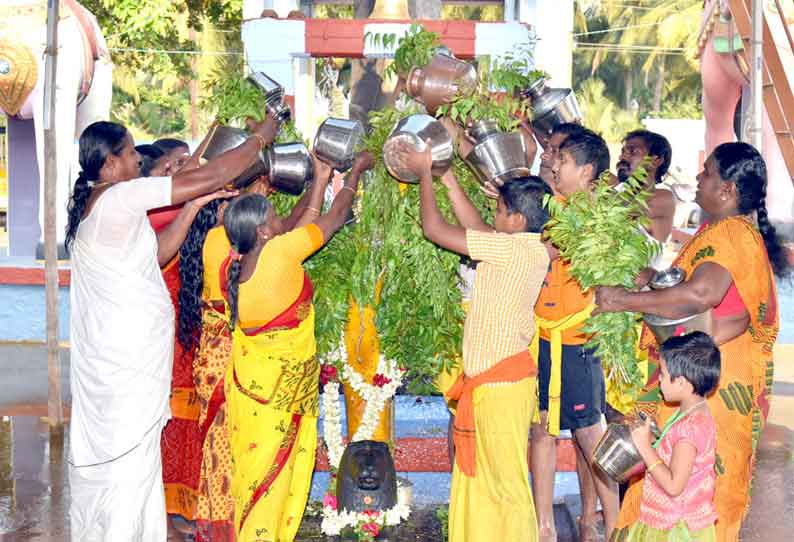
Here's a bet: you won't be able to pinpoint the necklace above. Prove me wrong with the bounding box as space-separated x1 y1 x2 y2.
89 181 113 190
652 399 707 449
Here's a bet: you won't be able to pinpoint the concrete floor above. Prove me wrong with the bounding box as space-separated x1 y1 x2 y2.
1 345 793 541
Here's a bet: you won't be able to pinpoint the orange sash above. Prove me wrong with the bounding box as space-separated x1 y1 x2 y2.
445 350 537 477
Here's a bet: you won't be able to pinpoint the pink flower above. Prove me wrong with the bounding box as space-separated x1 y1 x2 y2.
320 364 338 386
323 493 338 510
362 509 379 518
372 374 392 387
361 522 380 537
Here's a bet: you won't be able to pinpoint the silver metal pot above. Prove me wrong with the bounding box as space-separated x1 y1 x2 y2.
643 266 713 343
247 71 291 122
592 412 660 483
201 125 268 190
649 266 686 290
267 142 314 196
467 119 500 144
313 118 364 172
521 77 582 136
382 114 454 183
465 131 531 187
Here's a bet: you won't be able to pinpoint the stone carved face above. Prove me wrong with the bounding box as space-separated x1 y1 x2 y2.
336 440 397 514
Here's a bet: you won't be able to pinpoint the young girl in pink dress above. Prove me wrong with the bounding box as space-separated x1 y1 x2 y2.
623 331 721 542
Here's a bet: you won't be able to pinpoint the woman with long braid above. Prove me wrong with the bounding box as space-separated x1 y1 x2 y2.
596 142 791 542
180 163 342 541
219 151 373 541
66 116 278 541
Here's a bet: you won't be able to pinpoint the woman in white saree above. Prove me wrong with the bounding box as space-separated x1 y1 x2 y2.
65 116 278 541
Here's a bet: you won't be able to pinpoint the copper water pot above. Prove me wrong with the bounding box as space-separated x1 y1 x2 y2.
405 53 477 115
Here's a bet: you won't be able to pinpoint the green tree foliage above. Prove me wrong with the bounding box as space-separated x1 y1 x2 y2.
573 0 703 120
82 0 243 140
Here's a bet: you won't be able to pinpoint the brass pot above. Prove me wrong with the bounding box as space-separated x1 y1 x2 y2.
405 54 477 115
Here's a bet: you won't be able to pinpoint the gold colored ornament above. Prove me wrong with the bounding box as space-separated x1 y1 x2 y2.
370 0 410 19
0 40 38 117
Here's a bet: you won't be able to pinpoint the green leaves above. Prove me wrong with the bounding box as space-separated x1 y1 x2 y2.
365 24 441 80
304 106 492 395
201 75 264 126
543 167 660 399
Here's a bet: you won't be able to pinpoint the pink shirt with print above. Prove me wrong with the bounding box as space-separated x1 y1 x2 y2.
638 410 718 531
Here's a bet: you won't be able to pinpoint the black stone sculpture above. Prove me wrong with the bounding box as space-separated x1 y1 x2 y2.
336 440 398 541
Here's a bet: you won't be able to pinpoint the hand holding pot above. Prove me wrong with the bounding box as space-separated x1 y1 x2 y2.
351 150 375 174
312 152 334 183
246 112 280 147
395 140 434 180
630 414 655 451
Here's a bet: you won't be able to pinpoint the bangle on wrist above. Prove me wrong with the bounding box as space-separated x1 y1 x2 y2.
647 459 664 473
340 185 357 196
251 133 267 150
306 206 321 215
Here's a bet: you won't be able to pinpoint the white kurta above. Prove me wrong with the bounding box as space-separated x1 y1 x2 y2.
68 176 174 541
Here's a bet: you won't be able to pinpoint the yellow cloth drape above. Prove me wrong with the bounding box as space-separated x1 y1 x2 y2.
449 378 539 542
225 308 320 542
530 304 595 436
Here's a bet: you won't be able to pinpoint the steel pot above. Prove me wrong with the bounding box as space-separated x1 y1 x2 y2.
247 71 291 122
465 131 531 187
643 266 713 344
313 117 364 172
649 267 686 290
268 142 314 196
592 412 660 483
521 77 582 136
201 125 268 190
405 53 477 115
467 119 500 144
382 114 454 183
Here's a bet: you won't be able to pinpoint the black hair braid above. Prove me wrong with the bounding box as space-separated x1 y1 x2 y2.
177 199 225 352
222 193 272 330
65 173 92 252
64 121 129 253
226 258 243 330
714 141 791 278
755 183 789 278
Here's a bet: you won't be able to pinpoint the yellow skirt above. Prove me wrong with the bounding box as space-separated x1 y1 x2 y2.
449 377 539 542
225 309 320 542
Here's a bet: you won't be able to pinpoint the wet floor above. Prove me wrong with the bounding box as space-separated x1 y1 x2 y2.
1 347 793 541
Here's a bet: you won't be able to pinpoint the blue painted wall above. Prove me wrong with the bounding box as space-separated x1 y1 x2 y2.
0 285 70 342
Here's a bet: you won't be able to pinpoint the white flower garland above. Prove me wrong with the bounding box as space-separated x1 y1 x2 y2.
322 354 404 468
320 352 409 538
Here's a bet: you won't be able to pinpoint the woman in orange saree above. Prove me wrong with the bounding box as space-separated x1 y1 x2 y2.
596 142 791 542
220 153 373 541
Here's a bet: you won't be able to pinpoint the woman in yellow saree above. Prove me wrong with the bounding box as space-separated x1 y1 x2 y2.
182 172 348 541
596 142 790 542
220 153 373 541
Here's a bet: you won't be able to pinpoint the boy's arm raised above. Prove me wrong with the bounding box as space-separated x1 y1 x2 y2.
401 142 470 256
439 170 491 232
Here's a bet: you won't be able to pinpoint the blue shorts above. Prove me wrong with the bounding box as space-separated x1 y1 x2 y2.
537 339 606 431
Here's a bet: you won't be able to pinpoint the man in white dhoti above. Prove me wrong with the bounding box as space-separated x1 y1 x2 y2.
66 117 278 541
